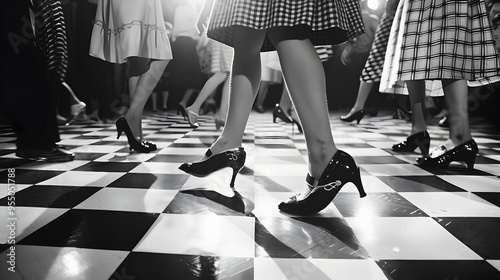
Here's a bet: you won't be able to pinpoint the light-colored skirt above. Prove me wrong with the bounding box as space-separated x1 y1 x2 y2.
380 0 500 93
89 0 172 63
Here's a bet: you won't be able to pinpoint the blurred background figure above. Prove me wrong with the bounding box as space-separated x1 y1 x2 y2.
185 38 233 129
160 0 206 121
90 0 172 153
1 0 75 162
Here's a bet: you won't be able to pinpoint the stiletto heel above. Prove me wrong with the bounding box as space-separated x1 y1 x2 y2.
279 150 365 215
116 116 156 153
179 148 246 188
340 109 364 124
272 104 292 123
392 131 430 156
418 139 478 170
291 119 302 133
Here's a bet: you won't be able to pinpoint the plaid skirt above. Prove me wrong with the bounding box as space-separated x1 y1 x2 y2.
207 0 365 51
360 0 398 83
380 0 500 93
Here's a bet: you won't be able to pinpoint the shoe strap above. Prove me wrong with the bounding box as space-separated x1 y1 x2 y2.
306 173 342 191
316 180 342 191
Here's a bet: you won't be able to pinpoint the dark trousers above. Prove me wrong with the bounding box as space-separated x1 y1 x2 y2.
1 0 60 149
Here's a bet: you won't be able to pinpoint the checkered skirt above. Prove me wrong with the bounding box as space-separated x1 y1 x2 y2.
206 0 365 51
360 3 396 83
380 0 500 92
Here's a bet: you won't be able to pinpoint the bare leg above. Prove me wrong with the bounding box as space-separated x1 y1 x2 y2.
343 81 373 117
125 59 169 140
161 91 169 109
441 79 471 148
406 80 427 135
268 28 337 195
188 71 228 113
179 88 197 108
207 26 267 157
254 81 270 111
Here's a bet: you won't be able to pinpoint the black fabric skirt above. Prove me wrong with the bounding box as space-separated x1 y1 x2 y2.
157 37 206 91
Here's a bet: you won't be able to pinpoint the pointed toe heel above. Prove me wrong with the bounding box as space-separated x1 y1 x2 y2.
179 148 246 188
279 150 365 215
272 104 292 123
116 116 154 153
340 110 365 124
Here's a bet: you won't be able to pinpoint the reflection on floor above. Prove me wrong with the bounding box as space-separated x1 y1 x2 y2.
0 110 499 280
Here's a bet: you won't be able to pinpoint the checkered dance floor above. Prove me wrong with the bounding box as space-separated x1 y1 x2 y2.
1 110 499 280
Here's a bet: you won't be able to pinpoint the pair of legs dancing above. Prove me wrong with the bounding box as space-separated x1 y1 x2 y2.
185 71 230 129
180 26 365 215
399 80 477 169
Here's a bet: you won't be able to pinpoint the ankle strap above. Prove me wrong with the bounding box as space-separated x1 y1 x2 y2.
306 174 317 189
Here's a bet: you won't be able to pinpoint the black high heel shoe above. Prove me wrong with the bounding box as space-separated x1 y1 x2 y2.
177 104 187 118
340 109 364 124
279 150 366 215
179 147 246 188
417 139 478 170
116 116 156 153
272 104 292 123
392 131 431 156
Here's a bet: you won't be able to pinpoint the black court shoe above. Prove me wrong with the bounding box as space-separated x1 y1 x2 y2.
340 109 365 124
417 139 478 170
116 116 156 153
179 148 246 188
392 131 431 156
279 150 366 215
272 104 292 123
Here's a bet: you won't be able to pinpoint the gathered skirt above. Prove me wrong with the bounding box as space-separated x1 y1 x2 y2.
89 0 172 63
380 0 500 93
206 0 365 51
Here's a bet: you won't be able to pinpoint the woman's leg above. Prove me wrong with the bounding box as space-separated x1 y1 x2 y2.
268 27 337 188
344 81 373 116
188 71 228 114
441 79 471 147
207 26 267 156
405 80 427 135
254 81 270 111
161 91 169 110
126 59 169 139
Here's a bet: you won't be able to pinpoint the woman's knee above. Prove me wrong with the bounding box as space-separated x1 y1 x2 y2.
232 26 266 55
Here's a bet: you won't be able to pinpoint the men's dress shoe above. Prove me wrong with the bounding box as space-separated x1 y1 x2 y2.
16 146 75 162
